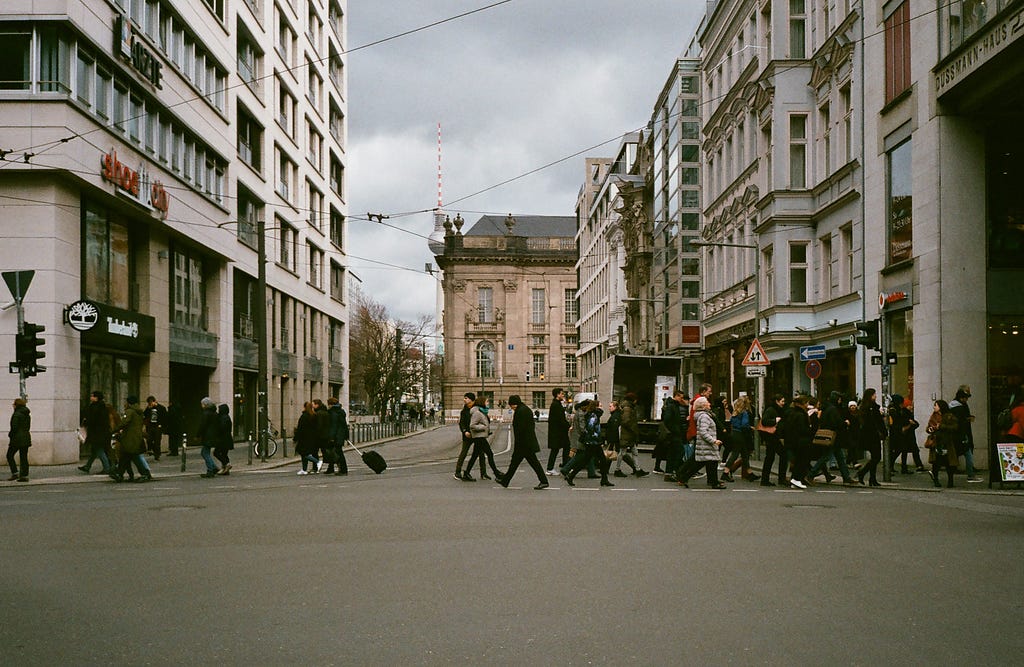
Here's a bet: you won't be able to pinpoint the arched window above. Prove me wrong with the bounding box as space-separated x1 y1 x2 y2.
475 341 495 378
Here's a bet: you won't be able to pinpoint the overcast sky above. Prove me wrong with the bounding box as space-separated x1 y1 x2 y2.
347 1 706 325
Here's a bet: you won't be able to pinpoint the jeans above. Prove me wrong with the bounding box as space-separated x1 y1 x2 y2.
559 448 596 477
615 443 639 472
83 441 111 473
808 443 852 481
7 445 28 477
201 445 218 473
962 448 975 477
133 454 151 475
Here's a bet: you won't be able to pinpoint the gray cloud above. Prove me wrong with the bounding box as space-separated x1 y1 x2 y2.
348 1 706 323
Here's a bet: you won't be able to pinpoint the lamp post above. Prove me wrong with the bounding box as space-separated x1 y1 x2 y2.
691 240 762 418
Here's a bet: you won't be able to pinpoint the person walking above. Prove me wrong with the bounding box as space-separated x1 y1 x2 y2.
111 396 150 482
559 400 596 479
949 385 981 482
856 389 886 487
465 397 504 483
925 399 959 488
563 400 614 487
293 401 320 475
676 396 726 489
79 391 111 475
758 394 787 487
662 390 689 482
6 398 31 482
196 397 220 478
165 399 183 457
325 396 349 475
143 396 167 461
782 395 813 489
313 399 330 473
887 394 923 474
545 388 570 475
454 393 475 481
498 395 548 489
807 391 856 485
214 403 233 475
614 393 649 478
723 395 757 482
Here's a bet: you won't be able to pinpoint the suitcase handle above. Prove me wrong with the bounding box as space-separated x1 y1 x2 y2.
344 439 363 456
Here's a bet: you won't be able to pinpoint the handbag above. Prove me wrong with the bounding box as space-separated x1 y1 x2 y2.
756 421 776 435
812 428 836 447
603 448 618 461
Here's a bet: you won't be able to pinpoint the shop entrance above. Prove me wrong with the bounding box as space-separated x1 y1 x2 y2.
169 363 211 440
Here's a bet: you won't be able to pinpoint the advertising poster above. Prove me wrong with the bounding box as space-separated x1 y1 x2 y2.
996 443 1024 482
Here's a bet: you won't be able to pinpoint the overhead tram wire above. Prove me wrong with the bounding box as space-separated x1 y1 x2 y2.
0 0 516 160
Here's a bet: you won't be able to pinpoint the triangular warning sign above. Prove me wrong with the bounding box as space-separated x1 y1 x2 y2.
741 338 770 366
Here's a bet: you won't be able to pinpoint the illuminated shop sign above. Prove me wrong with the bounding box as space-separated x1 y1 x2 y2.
115 15 163 89
100 149 170 220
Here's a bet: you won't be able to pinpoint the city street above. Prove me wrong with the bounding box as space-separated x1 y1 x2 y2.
2 424 1022 665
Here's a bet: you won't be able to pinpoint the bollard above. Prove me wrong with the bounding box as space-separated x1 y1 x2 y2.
248 430 254 465
180 432 187 473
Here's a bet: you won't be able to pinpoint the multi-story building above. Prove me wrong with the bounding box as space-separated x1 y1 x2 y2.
433 214 577 416
860 0 1024 470
0 0 349 463
698 0 864 404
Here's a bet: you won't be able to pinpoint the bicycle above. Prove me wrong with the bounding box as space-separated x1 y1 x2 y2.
252 422 280 459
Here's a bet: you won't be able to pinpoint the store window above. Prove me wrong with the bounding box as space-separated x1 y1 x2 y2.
83 202 133 309
887 309 914 402
988 130 1024 269
81 352 139 416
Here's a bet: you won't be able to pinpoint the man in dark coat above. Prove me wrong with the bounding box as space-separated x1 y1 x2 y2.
498 395 549 490
325 396 349 475
454 392 475 481
79 390 111 475
7 398 31 482
545 387 570 474
313 399 330 473
165 399 183 456
143 395 168 460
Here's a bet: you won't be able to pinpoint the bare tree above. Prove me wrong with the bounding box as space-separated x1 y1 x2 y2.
349 287 432 420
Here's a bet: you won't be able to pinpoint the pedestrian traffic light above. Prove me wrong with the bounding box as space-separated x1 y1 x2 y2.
855 319 880 351
525 371 531 382
15 322 45 376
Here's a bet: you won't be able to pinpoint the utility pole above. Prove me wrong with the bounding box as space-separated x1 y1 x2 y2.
256 218 269 462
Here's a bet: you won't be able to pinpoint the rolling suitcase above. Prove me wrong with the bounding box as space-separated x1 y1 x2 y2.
346 440 387 474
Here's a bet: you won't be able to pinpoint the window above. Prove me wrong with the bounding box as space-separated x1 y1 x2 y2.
532 392 547 410
841 84 852 164
477 287 493 323
277 14 295 66
887 139 913 264
329 0 344 42
307 182 323 230
762 246 774 308
0 29 31 89
277 148 295 200
76 51 94 106
95 68 111 119
237 29 261 92
531 289 546 325
564 288 577 324
237 186 262 248
531 354 546 378
237 107 262 170
84 202 133 309
789 0 806 59
884 1 911 103
564 354 577 379
128 94 142 143
564 334 578 346
329 47 343 93
306 57 321 111
329 318 344 363
307 123 323 170
277 78 296 136
329 102 345 145
819 101 831 177
307 242 323 289
789 114 807 188
820 234 833 301
233 269 257 341
278 218 297 271
201 0 224 20
329 207 344 248
38 26 70 93
170 249 206 329
529 334 546 347
329 154 344 197
330 260 345 301
840 224 853 293
307 2 322 49
789 243 808 303
476 341 495 378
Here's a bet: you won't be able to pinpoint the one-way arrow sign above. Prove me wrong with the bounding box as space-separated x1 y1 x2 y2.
799 344 827 361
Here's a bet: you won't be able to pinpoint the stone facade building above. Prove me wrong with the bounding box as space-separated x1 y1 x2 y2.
433 215 577 416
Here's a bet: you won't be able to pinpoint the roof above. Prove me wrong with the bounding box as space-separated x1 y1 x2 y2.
464 214 577 238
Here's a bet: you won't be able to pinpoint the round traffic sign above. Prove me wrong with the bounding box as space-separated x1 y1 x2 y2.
805 359 822 380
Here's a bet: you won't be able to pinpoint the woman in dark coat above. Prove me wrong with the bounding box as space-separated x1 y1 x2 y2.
196 397 220 478
214 404 234 475
79 391 111 475
887 393 923 474
293 401 320 475
498 395 549 489
7 398 31 482
856 388 887 486
925 399 959 488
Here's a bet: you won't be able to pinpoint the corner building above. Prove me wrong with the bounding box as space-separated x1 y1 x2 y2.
0 0 350 463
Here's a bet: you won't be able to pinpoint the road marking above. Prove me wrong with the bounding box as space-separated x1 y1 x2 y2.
732 489 759 493
651 488 680 492
39 489 66 493
571 487 599 491
817 490 846 494
609 488 637 492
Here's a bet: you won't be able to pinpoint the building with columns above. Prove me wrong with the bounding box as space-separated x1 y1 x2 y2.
433 214 577 416
0 0 350 463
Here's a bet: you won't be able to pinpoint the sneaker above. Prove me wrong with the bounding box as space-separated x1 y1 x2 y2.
297 470 309 475
453 471 462 481
967 476 983 483
790 479 807 489
546 469 559 476
692 471 706 479
613 470 628 478
316 460 325 473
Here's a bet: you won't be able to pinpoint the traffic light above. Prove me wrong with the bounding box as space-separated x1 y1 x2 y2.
525 371 531 382
15 322 45 376
855 319 880 351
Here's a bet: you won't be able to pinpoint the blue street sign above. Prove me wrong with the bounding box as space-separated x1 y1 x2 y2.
799 344 827 361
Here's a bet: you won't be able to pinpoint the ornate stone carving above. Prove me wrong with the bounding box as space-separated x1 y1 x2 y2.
503 279 517 292
452 279 466 292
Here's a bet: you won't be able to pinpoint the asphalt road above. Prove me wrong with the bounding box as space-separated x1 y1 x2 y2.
2 423 1023 666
